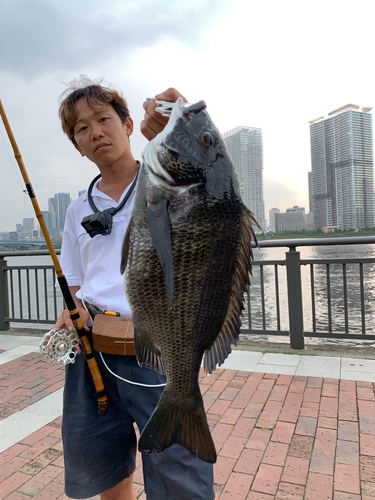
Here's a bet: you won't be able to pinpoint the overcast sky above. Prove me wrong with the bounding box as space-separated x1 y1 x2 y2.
0 0 374 232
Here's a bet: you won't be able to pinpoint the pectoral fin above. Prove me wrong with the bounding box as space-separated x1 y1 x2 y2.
147 198 174 306
135 330 166 375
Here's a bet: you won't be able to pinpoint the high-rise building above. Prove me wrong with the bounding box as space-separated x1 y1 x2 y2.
22 218 35 231
78 190 87 197
48 197 57 228
223 126 265 231
286 206 305 215
308 171 313 214
305 212 314 231
41 211 51 230
48 193 71 229
309 104 374 230
275 210 306 232
269 208 280 228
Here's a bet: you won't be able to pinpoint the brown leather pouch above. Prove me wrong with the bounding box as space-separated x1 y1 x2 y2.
92 315 135 356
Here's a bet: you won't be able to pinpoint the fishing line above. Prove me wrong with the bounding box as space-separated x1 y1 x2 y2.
0 125 30 255
73 232 166 389
0 127 24 190
0 124 42 331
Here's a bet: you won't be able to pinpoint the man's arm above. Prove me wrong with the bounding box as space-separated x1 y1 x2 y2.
140 88 187 141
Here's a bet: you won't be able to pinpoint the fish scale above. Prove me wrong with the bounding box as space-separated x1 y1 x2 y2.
121 98 259 463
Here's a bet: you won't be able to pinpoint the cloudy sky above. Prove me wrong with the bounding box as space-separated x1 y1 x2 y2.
0 0 373 232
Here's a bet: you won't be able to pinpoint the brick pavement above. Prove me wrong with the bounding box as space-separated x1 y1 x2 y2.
1 353 375 499
0 353 65 421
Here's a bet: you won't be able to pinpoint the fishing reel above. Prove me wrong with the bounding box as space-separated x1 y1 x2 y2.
39 328 81 365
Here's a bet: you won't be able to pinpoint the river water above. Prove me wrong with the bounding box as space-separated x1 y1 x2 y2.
5 243 375 346
241 243 375 346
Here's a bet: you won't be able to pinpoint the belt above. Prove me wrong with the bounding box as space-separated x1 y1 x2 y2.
85 302 103 318
86 302 135 356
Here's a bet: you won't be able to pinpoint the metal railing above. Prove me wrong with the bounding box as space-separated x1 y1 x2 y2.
2 236 375 349
240 236 375 348
0 250 63 328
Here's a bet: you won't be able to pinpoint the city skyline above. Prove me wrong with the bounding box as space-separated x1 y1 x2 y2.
1 1 374 231
10 191 89 234
3 98 375 236
3 102 375 235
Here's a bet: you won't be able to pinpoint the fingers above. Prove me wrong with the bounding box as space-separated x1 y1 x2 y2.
155 88 187 103
74 307 91 332
140 88 187 141
63 310 76 332
140 99 169 141
53 307 90 332
53 310 73 331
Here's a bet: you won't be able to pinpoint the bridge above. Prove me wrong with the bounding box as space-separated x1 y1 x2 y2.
0 240 59 249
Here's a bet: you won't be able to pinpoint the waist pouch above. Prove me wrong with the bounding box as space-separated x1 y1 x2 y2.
86 303 135 356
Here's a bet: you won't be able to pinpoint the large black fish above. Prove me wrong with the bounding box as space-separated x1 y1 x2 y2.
121 98 258 464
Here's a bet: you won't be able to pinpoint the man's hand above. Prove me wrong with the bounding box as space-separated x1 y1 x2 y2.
53 306 91 356
53 287 90 334
54 306 91 333
141 88 187 141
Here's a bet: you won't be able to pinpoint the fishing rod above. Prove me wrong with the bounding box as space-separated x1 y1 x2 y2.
0 99 108 416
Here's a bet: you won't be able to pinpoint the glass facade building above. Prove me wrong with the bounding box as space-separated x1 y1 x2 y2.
48 192 71 230
223 126 265 232
309 104 374 230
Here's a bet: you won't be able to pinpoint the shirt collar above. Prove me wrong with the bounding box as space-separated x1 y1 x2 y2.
89 162 140 205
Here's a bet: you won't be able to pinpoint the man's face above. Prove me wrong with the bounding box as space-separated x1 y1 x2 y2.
73 98 134 168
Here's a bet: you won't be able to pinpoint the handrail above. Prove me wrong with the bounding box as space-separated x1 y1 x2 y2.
2 235 375 257
0 250 61 257
2 237 375 350
256 235 375 248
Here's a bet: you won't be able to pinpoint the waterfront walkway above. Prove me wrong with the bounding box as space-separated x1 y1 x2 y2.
1 334 375 499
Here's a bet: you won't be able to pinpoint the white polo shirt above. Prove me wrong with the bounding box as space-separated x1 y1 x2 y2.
59 176 137 317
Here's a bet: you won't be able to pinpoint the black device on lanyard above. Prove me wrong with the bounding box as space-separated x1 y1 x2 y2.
81 168 139 238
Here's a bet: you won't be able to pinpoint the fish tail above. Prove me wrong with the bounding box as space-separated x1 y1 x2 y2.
139 389 217 464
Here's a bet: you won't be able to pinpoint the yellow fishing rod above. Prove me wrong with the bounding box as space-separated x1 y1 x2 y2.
0 99 108 416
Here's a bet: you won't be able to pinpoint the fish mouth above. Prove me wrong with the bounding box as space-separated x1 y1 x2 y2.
182 101 207 120
142 98 207 188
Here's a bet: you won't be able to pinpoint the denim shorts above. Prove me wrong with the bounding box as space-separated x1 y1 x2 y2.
62 350 215 499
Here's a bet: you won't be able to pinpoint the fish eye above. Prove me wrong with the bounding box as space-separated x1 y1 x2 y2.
200 132 213 147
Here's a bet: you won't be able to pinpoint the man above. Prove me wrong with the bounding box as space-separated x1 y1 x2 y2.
54 77 218 500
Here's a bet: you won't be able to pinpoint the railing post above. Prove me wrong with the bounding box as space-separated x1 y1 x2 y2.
286 247 304 350
0 256 10 331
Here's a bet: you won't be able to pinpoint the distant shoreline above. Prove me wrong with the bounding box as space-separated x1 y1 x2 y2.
257 231 375 241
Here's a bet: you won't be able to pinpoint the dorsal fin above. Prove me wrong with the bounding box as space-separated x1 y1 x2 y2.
204 207 259 374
